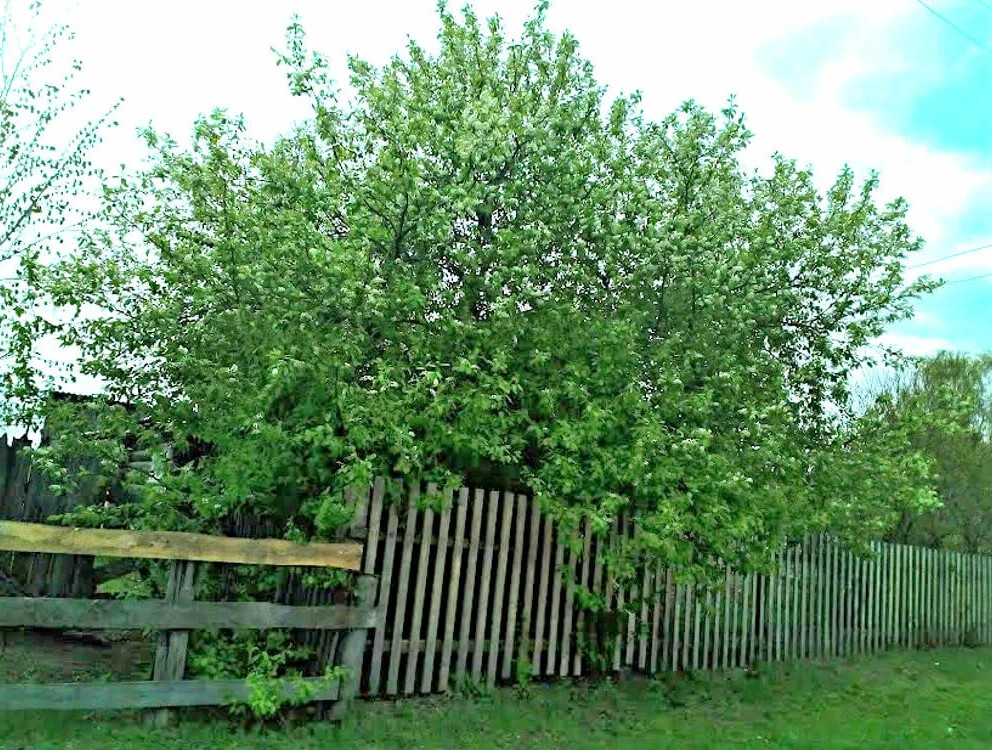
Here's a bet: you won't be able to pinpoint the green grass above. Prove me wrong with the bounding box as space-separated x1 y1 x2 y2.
3 647 992 748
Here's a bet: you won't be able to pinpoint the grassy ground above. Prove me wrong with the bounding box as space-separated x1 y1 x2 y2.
2 645 991 748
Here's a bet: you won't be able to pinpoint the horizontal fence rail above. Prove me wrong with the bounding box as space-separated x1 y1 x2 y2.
0 597 381 631
0 677 342 712
0 520 363 570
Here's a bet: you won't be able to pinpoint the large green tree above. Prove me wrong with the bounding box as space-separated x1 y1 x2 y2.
23 4 937 579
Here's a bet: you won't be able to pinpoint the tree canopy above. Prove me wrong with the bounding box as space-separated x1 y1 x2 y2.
18 3 938 578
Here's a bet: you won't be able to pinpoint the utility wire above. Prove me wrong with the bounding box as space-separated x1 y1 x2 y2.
941 270 992 286
913 0 992 55
908 241 992 269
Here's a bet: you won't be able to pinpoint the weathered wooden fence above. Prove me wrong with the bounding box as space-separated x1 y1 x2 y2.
4 473 991 714
0 520 374 718
352 478 992 696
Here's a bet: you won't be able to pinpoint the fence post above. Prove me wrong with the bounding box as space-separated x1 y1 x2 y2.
150 560 197 726
329 574 378 720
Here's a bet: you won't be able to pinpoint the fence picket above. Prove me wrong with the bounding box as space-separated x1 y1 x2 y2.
387 493 418 695
692 583 702 671
486 492 514 687
368 500 398 695
547 538 564 676
472 491 499 681
702 588 713 670
456 489 484 682
650 561 662 673
502 494 527 681
573 517 593 676
517 498 540 676
532 511 553 676
420 486 451 694
662 569 674 671
437 488 468 692
559 545 576 678
403 495 432 695
638 561 651 672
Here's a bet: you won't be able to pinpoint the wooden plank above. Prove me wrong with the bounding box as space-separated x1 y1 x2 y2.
531 510 553 676
438 488 468 692
724 564 734 668
610 518 623 672
329 574 378 719
682 582 692 670
403 486 432 695
488 492 515 686
817 536 826 658
692 582 702 671
799 539 808 660
756 573 766 664
573 518 593 676
363 477 385 573
546 537 565 676
713 578 723 670
702 587 713 670
589 531 607 671
0 597 380 630
639 559 652 672
832 538 840 656
151 560 196 726
368 500 399 695
866 541 874 653
739 573 750 667
456 489 485 682
559 543 576 678
727 566 741 669
420 486 452 694
839 545 848 657
386 493 418 695
775 550 783 661
671 579 682 670
661 568 674 671
517 498 541 676
0 520 362 571
502 494 527 681
472 490 500 681
0 676 341 712
650 561 662 673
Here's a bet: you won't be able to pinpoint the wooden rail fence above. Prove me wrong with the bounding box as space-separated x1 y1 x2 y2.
4 476 992 715
0 520 374 719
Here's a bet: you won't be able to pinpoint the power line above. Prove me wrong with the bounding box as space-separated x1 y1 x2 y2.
909 241 992 269
941 270 992 286
913 0 992 55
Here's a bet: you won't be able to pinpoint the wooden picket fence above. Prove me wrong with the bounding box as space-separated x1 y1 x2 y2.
354 478 992 696
3 475 991 714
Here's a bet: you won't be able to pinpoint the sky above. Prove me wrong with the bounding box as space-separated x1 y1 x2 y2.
21 0 992 360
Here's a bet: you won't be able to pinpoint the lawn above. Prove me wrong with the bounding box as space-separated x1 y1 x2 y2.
1 646 991 748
